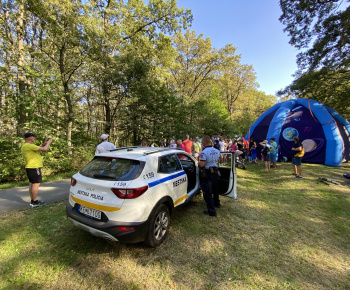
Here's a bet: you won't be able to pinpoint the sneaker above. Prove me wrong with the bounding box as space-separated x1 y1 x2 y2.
291 173 297 176
295 175 303 179
30 200 46 208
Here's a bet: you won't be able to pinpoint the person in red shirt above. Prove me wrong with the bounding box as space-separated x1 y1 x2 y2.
242 137 250 159
182 134 193 155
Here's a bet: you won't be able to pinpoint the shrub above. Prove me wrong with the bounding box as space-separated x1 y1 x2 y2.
0 137 95 184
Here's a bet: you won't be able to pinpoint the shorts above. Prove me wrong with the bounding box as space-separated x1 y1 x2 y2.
292 157 302 166
270 153 276 163
26 168 42 183
263 154 270 162
193 152 199 158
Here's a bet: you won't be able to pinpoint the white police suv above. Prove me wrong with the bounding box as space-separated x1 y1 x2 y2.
66 146 237 247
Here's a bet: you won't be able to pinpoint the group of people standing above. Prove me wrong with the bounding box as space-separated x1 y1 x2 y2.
20 131 304 214
159 135 202 161
257 136 304 178
259 138 278 171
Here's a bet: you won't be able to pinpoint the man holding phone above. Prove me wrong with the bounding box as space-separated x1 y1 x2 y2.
21 133 52 207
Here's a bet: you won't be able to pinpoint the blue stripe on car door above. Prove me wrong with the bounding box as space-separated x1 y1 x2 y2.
149 171 186 188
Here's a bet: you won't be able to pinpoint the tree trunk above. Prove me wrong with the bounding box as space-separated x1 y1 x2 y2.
63 82 73 155
16 1 26 136
102 82 111 134
59 44 73 155
86 86 92 136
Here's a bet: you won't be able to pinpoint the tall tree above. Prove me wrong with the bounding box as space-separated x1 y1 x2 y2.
84 0 191 135
16 0 26 135
280 0 349 71
279 0 350 118
1 0 29 135
170 30 238 102
219 63 258 121
26 0 88 154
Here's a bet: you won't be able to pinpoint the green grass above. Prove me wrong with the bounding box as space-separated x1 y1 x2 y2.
0 172 75 190
0 162 349 289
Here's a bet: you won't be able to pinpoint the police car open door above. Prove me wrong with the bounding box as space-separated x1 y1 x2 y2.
218 152 237 199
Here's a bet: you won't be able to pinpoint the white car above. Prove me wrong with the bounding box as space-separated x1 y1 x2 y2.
66 146 237 247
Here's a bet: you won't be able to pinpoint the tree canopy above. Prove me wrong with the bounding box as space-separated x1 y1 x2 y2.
0 0 277 183
280 0 350 71
279 0 350 118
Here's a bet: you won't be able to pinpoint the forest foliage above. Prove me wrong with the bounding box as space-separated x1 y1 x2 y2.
0 0 277 183
278 0 350 119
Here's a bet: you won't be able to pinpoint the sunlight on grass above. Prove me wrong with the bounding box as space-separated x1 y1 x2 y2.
0 162 349 289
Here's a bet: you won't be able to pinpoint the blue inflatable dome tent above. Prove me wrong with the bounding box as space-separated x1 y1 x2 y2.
245 99 350 167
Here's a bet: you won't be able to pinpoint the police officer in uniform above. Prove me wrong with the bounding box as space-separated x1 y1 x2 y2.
199 135 221 217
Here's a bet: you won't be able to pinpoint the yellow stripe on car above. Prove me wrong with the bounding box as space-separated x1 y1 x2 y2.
174 194 187 206
71 195 120 212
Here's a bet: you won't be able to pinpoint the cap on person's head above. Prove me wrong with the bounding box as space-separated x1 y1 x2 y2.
100 134 108 140
263 140 268 143
24 132 37 138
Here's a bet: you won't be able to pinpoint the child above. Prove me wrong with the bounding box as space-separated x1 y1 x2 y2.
251 145 258 164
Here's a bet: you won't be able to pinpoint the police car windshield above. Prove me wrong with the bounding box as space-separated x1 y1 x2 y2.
80 157 144 181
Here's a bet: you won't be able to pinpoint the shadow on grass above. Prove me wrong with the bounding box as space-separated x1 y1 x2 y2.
0 162 350 288
0 202 144 288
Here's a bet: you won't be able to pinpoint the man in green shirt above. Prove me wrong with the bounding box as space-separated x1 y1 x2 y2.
193 137 202 161
21 133 52 207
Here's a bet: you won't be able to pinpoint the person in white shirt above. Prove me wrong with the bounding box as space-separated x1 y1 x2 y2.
95 134 116 154
218 137 226 152
170 136 176 147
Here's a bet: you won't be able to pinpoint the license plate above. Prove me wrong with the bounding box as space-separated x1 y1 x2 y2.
79 205 102 220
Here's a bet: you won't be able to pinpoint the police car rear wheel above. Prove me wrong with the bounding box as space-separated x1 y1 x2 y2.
145 204 170 247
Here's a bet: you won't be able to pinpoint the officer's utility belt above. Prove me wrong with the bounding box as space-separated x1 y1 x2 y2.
200 167 220 178
206 167 218 174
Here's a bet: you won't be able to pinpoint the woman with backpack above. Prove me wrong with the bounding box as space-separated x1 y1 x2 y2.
259 140 274 171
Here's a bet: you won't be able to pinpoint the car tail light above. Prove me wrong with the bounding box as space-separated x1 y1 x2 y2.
111 185 148 199
117 226 136 232
71 177 77 186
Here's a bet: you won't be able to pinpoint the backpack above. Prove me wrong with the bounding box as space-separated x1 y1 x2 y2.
261 145 270 155
295 146 305 157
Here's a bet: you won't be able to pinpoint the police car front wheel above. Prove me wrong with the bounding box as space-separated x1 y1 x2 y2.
145 204 170 247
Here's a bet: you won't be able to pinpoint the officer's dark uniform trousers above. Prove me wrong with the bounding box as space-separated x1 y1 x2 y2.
200 170 220 216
